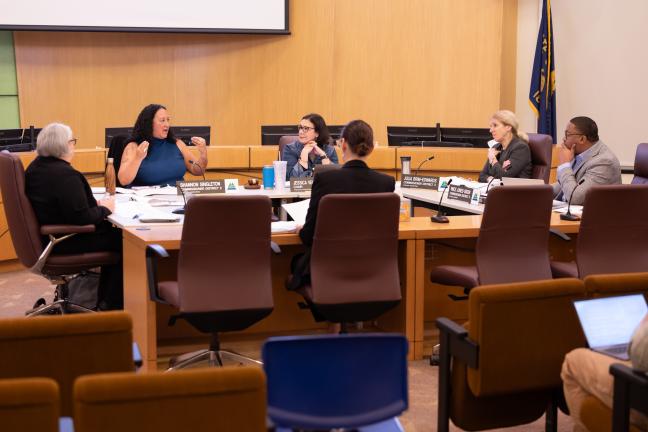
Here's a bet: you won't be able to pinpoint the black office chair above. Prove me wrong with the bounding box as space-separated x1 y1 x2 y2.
107 134 130 188
146 195 274 369
0 152 120 315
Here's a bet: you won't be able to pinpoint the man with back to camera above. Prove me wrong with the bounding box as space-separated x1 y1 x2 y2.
553 116 621 205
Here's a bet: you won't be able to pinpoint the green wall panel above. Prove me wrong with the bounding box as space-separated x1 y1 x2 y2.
0 32 17 95
0 96 19 129
0 31 19 129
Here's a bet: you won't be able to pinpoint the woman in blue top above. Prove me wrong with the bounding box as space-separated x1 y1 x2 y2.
118 104 208 187
281 113 338 180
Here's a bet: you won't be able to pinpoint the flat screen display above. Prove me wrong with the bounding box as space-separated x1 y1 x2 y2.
0 0 289 34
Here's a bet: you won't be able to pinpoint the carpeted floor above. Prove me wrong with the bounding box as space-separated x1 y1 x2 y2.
0 269 575 431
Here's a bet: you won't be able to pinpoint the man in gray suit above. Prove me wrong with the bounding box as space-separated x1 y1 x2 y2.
553 116 621 205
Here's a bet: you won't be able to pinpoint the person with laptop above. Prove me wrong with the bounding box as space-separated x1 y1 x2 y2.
118 104 208 187
478 110 532 183
281 113 339 180
562 295 648 430
553 116 621 205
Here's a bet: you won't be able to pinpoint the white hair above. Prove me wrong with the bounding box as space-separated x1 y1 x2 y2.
629 317 648 371
36 123 73 158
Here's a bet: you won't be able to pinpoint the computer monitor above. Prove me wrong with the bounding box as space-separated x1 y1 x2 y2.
261 125 299 145
387 126 439 146
0 128 37 152
105 127 134 148
327 125 345 140
0 128 23 145
441 127 491 148
170 126 211 146
399 140 473 148
105 126 210 148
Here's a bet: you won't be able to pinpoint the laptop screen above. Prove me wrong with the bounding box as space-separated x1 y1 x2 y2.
574 294 647 348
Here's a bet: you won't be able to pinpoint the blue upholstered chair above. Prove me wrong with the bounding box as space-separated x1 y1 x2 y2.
262 334 408 431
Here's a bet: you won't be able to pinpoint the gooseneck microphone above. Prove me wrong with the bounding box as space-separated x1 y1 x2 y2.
190 160 206 181
172 187 188 215
485 175 502 193
415 155 435 176
431 178 453 224
560 178 585 221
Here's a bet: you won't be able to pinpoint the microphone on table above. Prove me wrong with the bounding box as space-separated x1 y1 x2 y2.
486 174 503 193
414 155 435 176
172 187 188 215
431 178 453 224
560 178 585 221
190 160 206 181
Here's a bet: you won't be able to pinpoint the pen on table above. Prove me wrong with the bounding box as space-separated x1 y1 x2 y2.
132 213 141 220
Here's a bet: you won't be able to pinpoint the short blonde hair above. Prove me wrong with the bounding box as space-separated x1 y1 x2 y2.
492 110 529 143
36 123 73 158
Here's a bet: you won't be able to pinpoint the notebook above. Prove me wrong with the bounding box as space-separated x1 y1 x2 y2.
573 294 648 360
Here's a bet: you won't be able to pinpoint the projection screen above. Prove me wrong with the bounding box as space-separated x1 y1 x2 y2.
0 0 289 34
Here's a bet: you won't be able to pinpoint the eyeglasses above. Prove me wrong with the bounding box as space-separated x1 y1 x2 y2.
563 133 583 140
297 125 315 132
68 138 78 146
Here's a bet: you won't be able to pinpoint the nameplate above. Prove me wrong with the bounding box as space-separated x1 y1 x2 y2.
401 175 440 190
176 180 225 194
447 184 479 204
290 177 314 192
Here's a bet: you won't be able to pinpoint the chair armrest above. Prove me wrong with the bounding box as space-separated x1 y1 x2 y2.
436 317 479 368
436 317 480 432
611 363 648 432
550 228 571 241
40 224 96 235
145 244 170 304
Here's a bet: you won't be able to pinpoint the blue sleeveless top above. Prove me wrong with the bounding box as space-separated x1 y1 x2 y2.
132 138 186 186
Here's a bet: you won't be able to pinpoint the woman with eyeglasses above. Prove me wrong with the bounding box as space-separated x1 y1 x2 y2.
25 123 123 310
118 104 208 187
478 110 532 183
281 113 339 180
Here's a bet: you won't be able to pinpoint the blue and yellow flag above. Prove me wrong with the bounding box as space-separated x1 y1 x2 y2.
529 0 556 142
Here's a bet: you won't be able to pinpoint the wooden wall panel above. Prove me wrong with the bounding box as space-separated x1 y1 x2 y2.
14 0 514 151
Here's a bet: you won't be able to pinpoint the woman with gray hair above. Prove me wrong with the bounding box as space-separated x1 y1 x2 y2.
25 122 123 310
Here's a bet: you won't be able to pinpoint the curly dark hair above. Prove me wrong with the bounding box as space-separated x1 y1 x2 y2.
302 113 331 149
130 104 176 144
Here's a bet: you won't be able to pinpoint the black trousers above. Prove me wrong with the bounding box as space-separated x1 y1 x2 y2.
288 249 311 291
48 221 123 310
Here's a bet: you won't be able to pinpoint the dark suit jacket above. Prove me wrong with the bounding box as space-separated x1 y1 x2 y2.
25 156 111 228
478 138 532 182
299 159 396 247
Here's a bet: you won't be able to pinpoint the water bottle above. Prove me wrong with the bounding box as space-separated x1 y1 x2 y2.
105 157 116 195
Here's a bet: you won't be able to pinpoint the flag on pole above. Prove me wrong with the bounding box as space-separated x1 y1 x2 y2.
529 0 557 142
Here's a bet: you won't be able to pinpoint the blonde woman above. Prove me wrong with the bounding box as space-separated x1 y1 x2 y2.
478 110 532 183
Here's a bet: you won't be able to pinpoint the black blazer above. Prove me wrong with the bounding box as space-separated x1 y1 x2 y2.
25 156 111 227
299 159 396 246
478 138 532 182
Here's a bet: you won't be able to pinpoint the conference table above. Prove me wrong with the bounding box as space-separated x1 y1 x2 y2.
109 185 580 370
